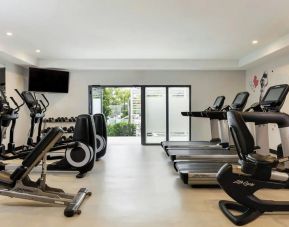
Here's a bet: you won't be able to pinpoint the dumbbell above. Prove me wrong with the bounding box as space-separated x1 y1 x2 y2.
44 127 51 133
68 117 74 122
62 127 68 132
67 126 74 133
45 118 52 123
41 128 49 134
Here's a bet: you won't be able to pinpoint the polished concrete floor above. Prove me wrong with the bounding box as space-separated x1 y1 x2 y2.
1 143 289 227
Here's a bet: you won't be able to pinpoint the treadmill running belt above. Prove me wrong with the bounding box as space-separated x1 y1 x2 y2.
168 149 237 161
175 162 232 185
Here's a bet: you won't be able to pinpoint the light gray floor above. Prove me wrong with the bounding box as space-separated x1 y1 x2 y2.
0 143 289 227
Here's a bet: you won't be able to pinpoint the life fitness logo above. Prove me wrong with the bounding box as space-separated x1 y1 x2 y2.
233 180 255 187
249 75 259 92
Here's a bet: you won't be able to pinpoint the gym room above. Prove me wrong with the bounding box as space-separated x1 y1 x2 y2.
1 0 289 226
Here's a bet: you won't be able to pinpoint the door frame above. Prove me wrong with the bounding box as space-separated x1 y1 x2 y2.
88 85 191 145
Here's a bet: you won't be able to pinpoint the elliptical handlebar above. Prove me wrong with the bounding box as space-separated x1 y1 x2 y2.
15 89 49 114
39 100 47 113
10 96 24 113
14 89 24 100
41 94 49 108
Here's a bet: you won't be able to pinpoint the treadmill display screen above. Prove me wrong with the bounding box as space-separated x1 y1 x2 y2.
263 87 285 102
233 93 246 105
213 97 223 108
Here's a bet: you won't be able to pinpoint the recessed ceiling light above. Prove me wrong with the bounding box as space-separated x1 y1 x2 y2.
252 40 258 45
35 49 41 53
6 32 13 36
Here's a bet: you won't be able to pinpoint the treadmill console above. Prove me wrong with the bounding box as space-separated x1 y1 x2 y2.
231 92 250 111
260 84 289 112
212 96 225 110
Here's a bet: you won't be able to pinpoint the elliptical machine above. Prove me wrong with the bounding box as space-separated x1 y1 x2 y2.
93 113 107 160
15 89 48 146
0 89 26 157
3 90 98 178
47 114 97 178
217 84 289 225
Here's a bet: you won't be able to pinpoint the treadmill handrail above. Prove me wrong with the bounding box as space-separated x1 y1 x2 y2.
181 111 205 117
239 112 289 128
181 111 226 119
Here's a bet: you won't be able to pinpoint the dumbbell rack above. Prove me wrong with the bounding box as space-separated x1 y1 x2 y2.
42 117 77 143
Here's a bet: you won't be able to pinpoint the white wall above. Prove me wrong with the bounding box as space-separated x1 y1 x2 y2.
246 53 289 149
1 62 30 145
0 65 246 145
45 70 245 141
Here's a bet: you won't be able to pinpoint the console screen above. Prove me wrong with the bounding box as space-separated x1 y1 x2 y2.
263 87 285 102
233 93 246 105
213 96 223 108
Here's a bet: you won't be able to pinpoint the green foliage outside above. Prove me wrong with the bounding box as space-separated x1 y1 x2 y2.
107 122 136 136
103 88 131 120
103 88 135 136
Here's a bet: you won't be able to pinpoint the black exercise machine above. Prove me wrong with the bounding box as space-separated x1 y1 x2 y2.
161 95 226 150
0 89 107 178
15 89 48 146
218 85 289 225
94 113 107 160
47 114 97 178
0 92 99 178
0 127 91 217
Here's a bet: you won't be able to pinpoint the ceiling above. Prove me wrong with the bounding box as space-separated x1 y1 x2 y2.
1 0 289 69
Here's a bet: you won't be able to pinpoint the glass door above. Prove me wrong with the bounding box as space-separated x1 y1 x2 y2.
90 86 102 114
90 85 191 145
168 87 190 141
143 87 167 144
142 86 191 145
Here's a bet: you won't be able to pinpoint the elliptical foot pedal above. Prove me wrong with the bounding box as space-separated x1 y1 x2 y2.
64 188 92 217
76 172 87 179
47 155 65 160
0 162 5 171
219 200 263 226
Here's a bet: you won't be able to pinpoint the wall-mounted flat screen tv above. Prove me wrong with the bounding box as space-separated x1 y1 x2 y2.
29 67 69 93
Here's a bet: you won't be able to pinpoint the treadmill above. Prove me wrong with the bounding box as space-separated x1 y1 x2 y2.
161 95 225 151
165 92 249 159
175 84 289 185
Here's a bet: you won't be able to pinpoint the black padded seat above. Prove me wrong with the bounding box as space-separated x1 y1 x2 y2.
227 111 255 160
10 127 63 182
228 111 278 166
23 128 63 167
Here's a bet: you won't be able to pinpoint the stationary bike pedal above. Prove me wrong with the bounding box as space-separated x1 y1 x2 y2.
76 172 87 178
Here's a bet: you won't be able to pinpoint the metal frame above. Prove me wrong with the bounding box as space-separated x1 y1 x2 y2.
88 85 191 145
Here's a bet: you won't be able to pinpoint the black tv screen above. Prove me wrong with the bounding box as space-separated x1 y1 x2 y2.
29 67 69 93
